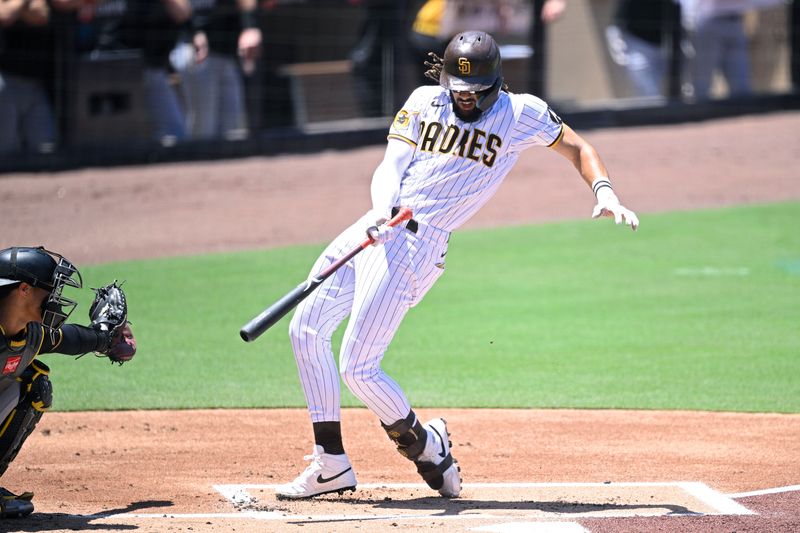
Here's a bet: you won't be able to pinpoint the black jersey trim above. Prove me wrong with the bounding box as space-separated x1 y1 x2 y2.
547 124 565 148
387 134 417 147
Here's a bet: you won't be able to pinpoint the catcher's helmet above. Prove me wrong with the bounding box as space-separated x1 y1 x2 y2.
0 246 82 335
439 31 504 112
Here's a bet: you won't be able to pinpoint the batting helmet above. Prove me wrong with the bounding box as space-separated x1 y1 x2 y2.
0 247 82 334
439 31 504 112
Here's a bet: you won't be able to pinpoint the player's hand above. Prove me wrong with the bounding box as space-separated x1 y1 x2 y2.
366 216 394 246
592 188 639 230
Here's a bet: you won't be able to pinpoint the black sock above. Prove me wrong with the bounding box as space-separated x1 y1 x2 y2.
312 421 345 455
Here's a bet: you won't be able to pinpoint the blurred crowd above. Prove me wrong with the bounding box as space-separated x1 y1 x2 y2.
606 0 791 100
1 0 261 156
1 0 796 158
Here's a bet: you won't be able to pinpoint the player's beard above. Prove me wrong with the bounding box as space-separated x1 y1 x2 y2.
450 93 483 122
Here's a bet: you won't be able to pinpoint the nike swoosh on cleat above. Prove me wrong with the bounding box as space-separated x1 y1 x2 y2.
430 426 447 458
317 467 353 484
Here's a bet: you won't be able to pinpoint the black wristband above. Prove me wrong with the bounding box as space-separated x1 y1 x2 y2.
592 178 613 197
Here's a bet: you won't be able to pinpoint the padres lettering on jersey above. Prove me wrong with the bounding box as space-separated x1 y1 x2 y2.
386 86 564 232
416 122 502 167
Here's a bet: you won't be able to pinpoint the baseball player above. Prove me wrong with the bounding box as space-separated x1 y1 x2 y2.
275 30 638 500
0 246 135 518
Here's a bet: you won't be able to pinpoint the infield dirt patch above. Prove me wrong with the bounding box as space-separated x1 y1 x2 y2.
3 408 800 532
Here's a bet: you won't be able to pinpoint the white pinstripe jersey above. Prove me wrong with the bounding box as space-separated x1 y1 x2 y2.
387 85 564 232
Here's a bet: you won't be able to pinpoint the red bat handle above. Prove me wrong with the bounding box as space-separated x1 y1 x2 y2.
361 206 413 248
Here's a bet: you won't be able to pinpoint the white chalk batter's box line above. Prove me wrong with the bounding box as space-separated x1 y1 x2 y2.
73 482 800 528
178 481 754 522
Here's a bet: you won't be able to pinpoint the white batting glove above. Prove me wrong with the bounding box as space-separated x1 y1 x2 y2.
591 179 639 231
366 212 395 246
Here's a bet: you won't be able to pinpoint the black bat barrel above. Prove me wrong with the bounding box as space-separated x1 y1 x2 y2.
238 232 377 343
239 281 317 342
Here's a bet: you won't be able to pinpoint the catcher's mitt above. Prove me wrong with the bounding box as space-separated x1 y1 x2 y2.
89 281 136 364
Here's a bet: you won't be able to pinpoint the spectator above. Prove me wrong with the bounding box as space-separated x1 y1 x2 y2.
63 0 130 54
408 0 450 85
408 0 564 86
605 0 680 98
0 0 57 156
179 0 261 140
679 0 783 100
118 0 192 145
349 0 411 117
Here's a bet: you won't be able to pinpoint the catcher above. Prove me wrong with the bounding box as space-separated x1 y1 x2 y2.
0 246 136 519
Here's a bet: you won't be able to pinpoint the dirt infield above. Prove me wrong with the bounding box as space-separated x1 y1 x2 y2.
3 409 800 532
1 111 800 532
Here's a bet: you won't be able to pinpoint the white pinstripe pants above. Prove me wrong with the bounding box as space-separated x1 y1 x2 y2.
288 212 449 425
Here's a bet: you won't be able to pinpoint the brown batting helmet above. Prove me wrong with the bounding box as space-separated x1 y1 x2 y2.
439 31 504 111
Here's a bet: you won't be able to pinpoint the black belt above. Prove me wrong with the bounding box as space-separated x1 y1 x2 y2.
391 207 418 234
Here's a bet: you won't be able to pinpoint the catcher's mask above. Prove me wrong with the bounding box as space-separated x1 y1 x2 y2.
440 31 504 116
0 246 83 339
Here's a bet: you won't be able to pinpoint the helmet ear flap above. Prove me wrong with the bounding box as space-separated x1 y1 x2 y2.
476 77 504 111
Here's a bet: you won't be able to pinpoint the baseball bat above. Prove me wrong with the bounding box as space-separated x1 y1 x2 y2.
239 207 413 342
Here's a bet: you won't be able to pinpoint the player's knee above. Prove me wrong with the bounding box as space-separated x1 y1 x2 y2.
339 365 359 392
15 361 52 412
338 358 363 389
288 313 317 352
339 360 381 399
24 362 53 412
0 362 52 476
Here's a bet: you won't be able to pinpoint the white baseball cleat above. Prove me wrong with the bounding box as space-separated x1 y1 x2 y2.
275 445 357 499
416 418 462 498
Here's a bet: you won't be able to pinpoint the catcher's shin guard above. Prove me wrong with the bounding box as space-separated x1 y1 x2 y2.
0 361 52 478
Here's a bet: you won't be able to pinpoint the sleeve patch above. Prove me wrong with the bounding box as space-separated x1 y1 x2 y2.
393 110 411 130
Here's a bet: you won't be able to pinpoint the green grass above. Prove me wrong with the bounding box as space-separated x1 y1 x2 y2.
45 201 800 413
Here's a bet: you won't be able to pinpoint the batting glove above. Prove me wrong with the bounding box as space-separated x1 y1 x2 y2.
366 221 394 246
591 181 639 231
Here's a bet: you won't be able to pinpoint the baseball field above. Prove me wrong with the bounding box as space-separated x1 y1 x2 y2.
1 110 798 532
